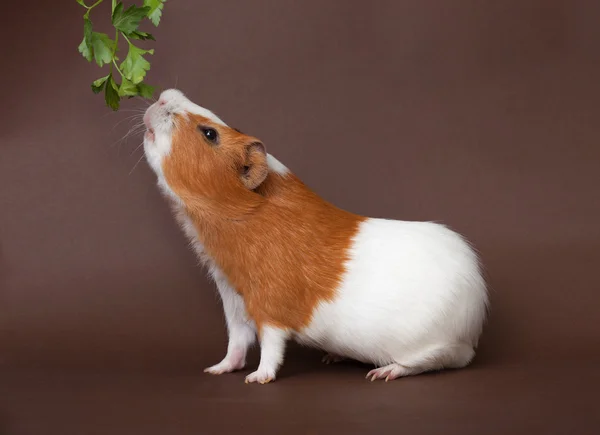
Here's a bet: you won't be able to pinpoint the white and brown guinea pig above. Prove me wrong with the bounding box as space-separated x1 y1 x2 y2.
142 89 489 384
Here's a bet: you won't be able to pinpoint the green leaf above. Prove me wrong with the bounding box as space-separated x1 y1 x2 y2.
111 2 123 20
105 74 120 110
91 32 115 67
144 0 166 26
76 0 87 7
112 2 150 34
91 75 109 94
120 43 154 84
129 31 155 41
78 39 91 61
137 83 155 99
118 78 138 97
78 18 93 61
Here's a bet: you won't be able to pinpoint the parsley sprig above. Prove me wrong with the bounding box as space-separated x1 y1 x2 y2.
77 0 166 110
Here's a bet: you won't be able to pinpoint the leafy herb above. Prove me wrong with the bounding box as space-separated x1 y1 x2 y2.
112 3 150 34
129 30 155 41
144 0 166 26
78 18 93 61
137 83 155 98
91 75 110 93
76 0 167 111
120 44 154 84
91 32 116 67
105 74 121 110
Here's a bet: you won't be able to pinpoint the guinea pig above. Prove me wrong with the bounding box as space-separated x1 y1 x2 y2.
142 89 489 384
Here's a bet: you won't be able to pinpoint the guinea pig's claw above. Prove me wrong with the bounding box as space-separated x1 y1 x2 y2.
245 370 275 384
366 363 406 382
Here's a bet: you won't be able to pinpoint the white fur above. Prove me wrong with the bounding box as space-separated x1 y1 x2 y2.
205 269 257 375
296 218 488 373
143 89 488 381
158 89 227 126
245 326 290 384
266 154 289 175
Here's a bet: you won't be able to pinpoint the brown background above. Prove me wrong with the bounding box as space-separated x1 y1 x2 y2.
1 0 599 434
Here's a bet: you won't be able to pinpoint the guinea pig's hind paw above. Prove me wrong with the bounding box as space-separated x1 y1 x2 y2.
366 364 406 382
321 353 346 364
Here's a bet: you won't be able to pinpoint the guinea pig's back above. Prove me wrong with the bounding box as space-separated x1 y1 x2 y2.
297 218 488 365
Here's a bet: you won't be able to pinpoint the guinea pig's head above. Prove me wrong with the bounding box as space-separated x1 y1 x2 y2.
143 89 269 205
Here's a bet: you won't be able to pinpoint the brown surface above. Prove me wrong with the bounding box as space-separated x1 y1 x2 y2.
1 0 599 434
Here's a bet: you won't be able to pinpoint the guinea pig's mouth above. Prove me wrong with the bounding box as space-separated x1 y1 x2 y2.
145 128 155 142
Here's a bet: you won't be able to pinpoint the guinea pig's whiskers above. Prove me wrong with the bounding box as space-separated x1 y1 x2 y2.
114 108 147 113
111 114 144 132
102 108 146 120
111 118 145 144
111 127 145 151
119 114 143 137
130 140 145 156
134 96 153 107
129 150 146 176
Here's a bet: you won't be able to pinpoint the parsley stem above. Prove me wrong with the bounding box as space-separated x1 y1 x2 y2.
112 59 125 78
85 0 104 11
111 27 120 77
114 28 119 55
121 33 132 45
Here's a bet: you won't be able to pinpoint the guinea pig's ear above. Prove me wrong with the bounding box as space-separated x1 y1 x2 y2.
241 141 268 190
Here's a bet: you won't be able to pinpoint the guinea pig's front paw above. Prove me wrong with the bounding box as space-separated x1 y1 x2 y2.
244 369 276 384
204 358 246 375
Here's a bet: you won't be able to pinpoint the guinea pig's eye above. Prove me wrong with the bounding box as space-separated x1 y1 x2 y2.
198 126 219 144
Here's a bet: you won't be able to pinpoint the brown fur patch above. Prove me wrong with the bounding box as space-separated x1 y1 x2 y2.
163 113 365 333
